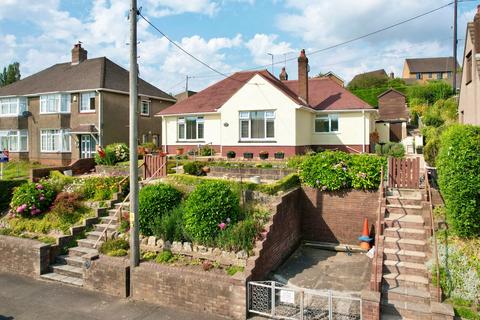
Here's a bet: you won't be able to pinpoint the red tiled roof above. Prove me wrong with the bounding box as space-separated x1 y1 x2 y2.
157 70 372 115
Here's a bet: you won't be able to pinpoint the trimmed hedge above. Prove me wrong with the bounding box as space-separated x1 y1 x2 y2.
299 151 386 191
437 125 480 238
0 180 27 211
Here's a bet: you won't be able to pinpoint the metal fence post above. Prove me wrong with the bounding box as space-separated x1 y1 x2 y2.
328 290 333 320
300 290 304 320
271 282 276 317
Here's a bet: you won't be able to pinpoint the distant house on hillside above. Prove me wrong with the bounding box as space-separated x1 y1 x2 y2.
458 6 480 125
349 69 389 89
402 57 460 88
156 50 377 157
375 89 409 143
318 71 345 87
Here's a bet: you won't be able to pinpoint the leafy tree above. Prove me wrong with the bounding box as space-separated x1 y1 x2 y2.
0 62 21 87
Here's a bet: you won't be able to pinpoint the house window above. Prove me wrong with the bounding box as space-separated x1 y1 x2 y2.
80 92 96 112
315 114 339 133
466 51 472 84
177 116 204 140
40 129 71 152
40 94 71 114
0 130 28 152
142 134 148 144
416 73 422 80
141 100 150 116
428 73 432 79
436 72 442 80
447 72 452 78
239 111 275 140
0 97 26 116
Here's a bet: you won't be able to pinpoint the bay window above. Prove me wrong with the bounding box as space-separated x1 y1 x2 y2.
0 97 27 116
80 92 96 112
0 130 28 152
239 110 275 140
178 116 204 140
315 114 339 133
40 94 71 114
40 129 71 152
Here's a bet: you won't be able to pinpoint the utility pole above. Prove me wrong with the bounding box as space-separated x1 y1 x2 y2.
267 53 274 75
453 0 458 94
129 0 140 269
185 75 189 93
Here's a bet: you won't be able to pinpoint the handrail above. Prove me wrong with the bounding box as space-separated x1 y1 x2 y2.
425 170 442 302
94 160 167 249
118 161 144 193
372 167 385 292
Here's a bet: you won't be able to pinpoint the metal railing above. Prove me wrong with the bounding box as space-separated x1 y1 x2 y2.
248 281 362 320
424 170 442 302
372 167 385 292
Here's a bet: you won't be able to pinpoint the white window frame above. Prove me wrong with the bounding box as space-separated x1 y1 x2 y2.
40 129 71 153
140 100 150 116
177 116 204 141
0 97 26 117
239 110 275 141
80 92 96 113
0 130 28 152
40 94 71 114
314 114 339 134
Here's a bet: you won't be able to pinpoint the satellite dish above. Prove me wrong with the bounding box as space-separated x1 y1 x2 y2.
21 111 32 118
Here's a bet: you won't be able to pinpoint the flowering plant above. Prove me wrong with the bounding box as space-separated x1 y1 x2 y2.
10 182 56 218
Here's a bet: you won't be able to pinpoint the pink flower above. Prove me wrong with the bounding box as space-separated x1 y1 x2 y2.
218 222 226 230
35 184 44 190
39 196 45 201
16 206 24 213
35 209 41 215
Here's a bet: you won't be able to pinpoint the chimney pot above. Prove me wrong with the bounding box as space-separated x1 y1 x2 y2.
297 49 309 103
71 42 88 65
389 72 394 79
279 67 288 81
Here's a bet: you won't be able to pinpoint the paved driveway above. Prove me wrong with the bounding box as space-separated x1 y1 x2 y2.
0 273 223 320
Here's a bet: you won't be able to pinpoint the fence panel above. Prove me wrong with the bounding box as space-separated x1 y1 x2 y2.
143 154 167 180
388 157 420 189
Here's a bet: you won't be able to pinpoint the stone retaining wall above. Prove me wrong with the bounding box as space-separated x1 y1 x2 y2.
207 166 294 181
31 158 96 181
0 235 51 278
132 262 246 319
84 255 130 298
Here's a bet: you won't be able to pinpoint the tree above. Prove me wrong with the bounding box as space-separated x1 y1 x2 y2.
0 62 21 87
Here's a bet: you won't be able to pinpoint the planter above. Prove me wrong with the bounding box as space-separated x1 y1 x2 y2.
243 152 253 159
176 148 184 155
274 152 285 159
226 151 236 159
259 152 269 160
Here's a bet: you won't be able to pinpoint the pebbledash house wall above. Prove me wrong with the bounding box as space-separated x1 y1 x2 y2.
161 74 376 157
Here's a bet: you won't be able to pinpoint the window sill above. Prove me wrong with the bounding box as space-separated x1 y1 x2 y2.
39 112 71 115
313 132 339 135
140 114 150 117
79 110 96 114
0 115 21 118
238 140 277 143
40 151 72 154
176 140 205 143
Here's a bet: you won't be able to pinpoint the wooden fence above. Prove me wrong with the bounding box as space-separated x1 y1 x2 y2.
143 154 167 180
388 157 420 189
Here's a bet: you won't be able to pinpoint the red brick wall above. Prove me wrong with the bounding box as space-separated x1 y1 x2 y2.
301 187 379 244
165 144 221 154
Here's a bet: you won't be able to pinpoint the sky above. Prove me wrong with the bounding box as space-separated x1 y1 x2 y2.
0 0 478 95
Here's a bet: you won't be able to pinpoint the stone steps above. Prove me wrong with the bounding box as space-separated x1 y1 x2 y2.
383 260 427 277
94 223 118 233
56 255 85 268
100 215 119 223
383 272 429 290
381 299 431 320
77 238 103 249
51 264 84 279
384 227 426 240
384 214 424 229
386 204 424 216
86 230 104 241
384 237 426 252
386 196 422 206
382 285 431 305
41 273 84 287
68 246 99 258
383 248 426 264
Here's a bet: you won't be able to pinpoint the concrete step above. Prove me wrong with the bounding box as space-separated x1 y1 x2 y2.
386 197 422 206
385 214 424 229
384 227 426 240
387 189 423 200
41 272 84 287
55 255 85 268
382 273 429 290
86 231 104 241
51 264 84 279
381 299 431 319
68 246 99 259
384 237 426 252
77 238 103 249
94 223 118 233
383 260 427 277
386 204 424 215
382 285 431 305
383 248 426 264
100 215 119 223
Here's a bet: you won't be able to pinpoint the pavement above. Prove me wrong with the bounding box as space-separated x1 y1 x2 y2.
0 273 224 320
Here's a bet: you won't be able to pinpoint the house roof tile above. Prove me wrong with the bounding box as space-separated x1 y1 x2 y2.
405 57 459 73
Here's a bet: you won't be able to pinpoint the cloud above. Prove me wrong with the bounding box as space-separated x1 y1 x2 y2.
144 0 220 17
245 34 296 66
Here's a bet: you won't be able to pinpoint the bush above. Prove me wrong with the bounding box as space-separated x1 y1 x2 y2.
156 250 173 263
437 125 480 238
199 146 215 156
138 183 182 236
95 143 129 165
153 206 187 242
99 238 129 255
183 161 207 176
47 170 74 193
256 173 300 195
286 154 308 169
349 155 386 189
183 180 240 243
10 182 56 217
226 151 236 159
217 219 259 252
375 142 405 158
0 180 26 212
78 176 127 201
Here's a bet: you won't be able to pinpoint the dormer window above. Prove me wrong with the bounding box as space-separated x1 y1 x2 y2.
80 92 96 113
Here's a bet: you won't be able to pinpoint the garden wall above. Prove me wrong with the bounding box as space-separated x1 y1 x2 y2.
0 235 51 278
84 255 130 298
301 187 379 244
31 158 96 181
131 262 246 319
207 166 295 181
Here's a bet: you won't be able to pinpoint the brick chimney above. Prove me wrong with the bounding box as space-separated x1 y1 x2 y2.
71 42 88 65
475 5 480 56
298 49 309 103
279 67 288 81
389 72 395 79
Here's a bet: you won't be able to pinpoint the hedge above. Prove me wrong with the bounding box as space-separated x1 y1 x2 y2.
0 180 27 211
437 125 480 238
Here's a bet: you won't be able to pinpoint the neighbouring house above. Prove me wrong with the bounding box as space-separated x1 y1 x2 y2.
156 50 377 158
318 71 345 87
0 43 175 166
349 69 388 88
174 90 197 103
402 57 460 88
459 6 480 125
375 89 409 143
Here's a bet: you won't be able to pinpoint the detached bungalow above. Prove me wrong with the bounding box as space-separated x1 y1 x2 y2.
156 50 377 157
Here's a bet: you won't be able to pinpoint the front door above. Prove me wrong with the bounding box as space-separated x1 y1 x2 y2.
80 135 96 159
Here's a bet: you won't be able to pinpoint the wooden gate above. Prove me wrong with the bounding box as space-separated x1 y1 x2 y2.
143 154 167 180
388 157 420 189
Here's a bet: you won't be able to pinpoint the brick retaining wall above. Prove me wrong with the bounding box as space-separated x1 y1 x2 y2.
0 235 51 278
207 166 295 180
84 255 130 298
131 262 246 319
31 158 96 181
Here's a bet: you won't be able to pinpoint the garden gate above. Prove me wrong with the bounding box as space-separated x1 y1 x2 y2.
387 157 420 189
248 281 362 320
143 154 167 179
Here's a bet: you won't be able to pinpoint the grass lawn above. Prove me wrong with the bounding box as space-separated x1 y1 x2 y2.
0 161 46 180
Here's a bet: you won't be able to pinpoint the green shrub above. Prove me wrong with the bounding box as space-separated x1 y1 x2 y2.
286 154 308 169
226 265 244 276
156 250 173 263
78 176 126 200
199 146 215 156
99 239 129 255
349 154 386 189
10 181 56 217
437 125 480 238
138 183 182 236
217 219 259 252
226 151 236 159
184 180 240 243
375 142 405 158
183 161 207 175
47 170 74 193
95 143 129 165
153 206 187 242
142 251 157 261
0 180 26 212
256 173 300 195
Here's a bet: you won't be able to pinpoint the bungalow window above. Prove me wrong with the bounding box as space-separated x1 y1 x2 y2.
177 116 204 140
428 73 432 79
80 92 96 112
239 111 275 140
140 100 150 116
436 72 442 80
40 129 71 152
416 73 422 80
315 114 339 133
0 97 26 116
40 94 71 114
0 130 28 152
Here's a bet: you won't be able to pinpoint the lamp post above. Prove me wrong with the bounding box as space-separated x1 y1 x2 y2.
267 53 274 75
